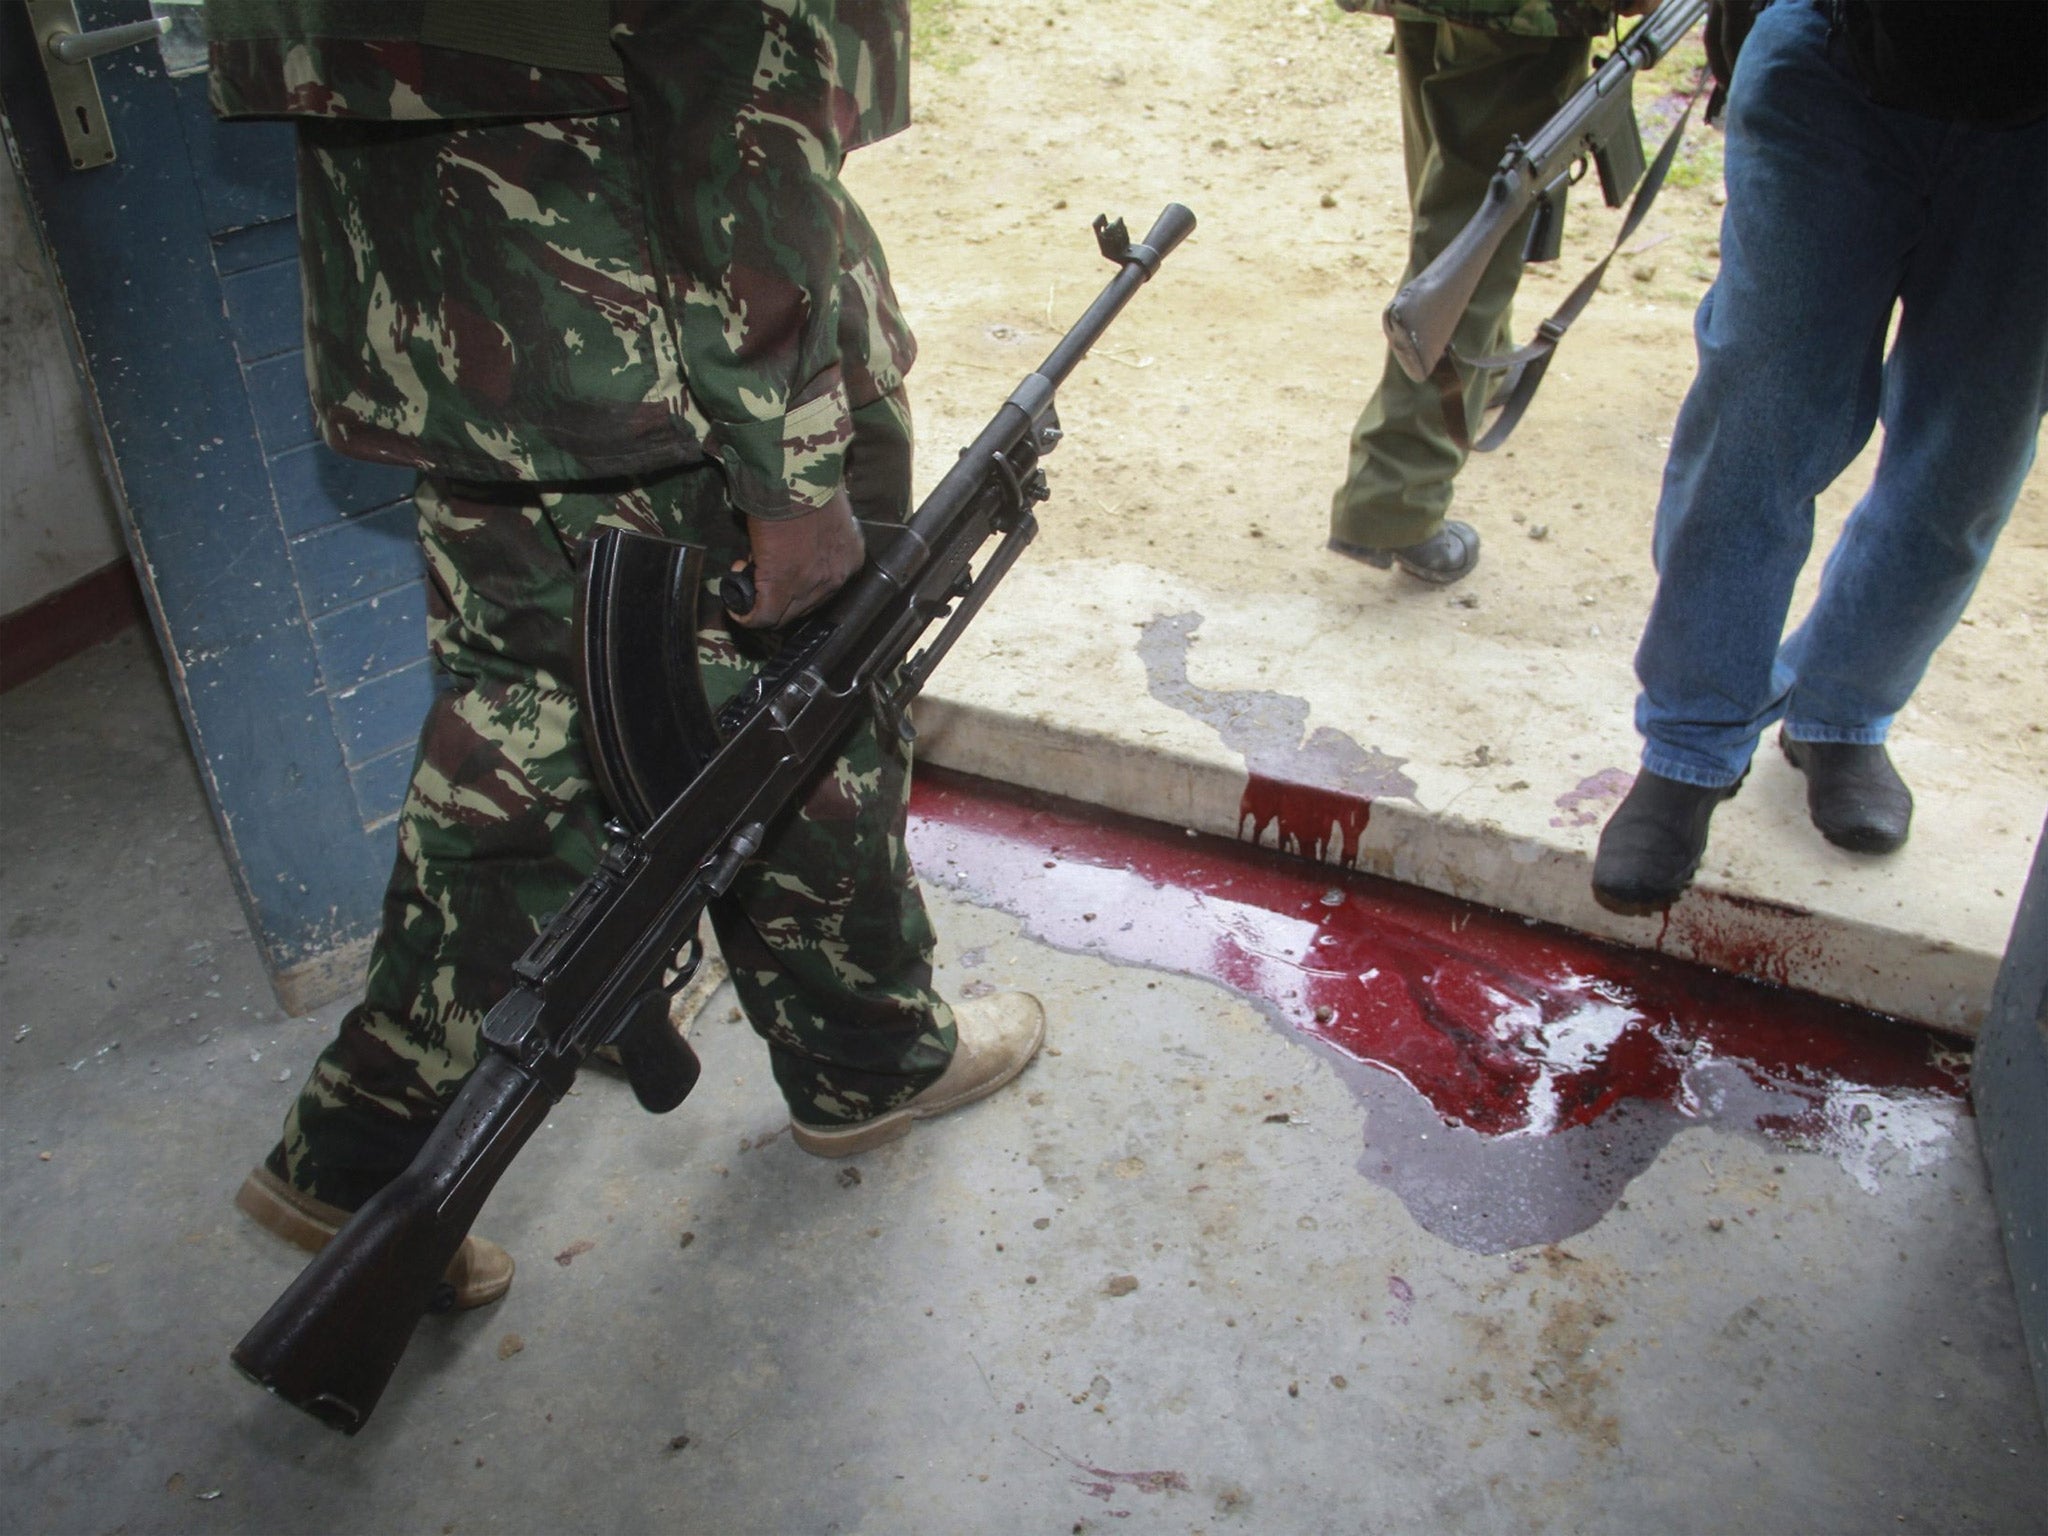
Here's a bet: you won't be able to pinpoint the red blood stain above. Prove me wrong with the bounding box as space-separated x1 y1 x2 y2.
1239 775 1371 865
1664 891 1834 991
909 769 1966 1145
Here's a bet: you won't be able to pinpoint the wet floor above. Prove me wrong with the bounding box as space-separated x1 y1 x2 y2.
910 768 1971 1253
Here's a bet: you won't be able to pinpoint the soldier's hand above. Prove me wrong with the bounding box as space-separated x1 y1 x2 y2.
727 489 866 629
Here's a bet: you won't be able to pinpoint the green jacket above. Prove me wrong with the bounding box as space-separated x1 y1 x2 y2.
207 1 915 515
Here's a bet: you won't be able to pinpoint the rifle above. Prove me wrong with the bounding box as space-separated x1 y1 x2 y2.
231 202 1197 1433
1380 0 1706 444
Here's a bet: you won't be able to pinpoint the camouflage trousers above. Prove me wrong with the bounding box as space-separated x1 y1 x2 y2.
278 398 954 1210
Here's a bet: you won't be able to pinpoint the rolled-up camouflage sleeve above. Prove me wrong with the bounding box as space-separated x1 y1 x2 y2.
610 0 861 520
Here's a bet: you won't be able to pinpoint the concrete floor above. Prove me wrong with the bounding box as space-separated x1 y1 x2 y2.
4 631 2045 1533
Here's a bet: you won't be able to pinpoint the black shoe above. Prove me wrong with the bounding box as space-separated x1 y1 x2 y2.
1591 769 1743 915
1779 729 1912 854
1328 520 1480 585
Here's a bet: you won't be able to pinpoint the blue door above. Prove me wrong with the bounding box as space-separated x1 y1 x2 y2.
3 0 430 1010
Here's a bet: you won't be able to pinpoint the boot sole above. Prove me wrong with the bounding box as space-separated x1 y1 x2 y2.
1327 538 1395 570
1328 529 1478 585
789 1109 919 1159
789 1042 1035 1159
1816 824 1908 856
1591 885 1681 918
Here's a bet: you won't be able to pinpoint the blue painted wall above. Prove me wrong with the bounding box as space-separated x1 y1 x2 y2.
3 0 434 992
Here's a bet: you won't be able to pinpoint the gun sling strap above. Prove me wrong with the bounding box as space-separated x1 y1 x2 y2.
1437 76 1706 456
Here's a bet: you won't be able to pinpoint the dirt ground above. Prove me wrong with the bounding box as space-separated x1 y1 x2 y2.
840 0 2048 788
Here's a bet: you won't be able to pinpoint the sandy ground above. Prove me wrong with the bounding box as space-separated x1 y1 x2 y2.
842 0 2047 788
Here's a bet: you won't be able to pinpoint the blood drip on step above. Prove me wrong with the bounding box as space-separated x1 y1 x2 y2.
1239 777 1372 866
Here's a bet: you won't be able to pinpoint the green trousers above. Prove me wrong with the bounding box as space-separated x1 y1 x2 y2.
278 398 955 1210
1331 19 1594 551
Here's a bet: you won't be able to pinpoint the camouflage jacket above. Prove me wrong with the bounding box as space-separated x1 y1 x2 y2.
207 1 914 517
1338 0 1623 38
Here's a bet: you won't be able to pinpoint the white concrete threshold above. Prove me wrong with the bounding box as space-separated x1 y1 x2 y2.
916 557 2044 1034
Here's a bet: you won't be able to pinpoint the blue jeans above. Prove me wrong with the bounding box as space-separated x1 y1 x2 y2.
1632 0 2048 789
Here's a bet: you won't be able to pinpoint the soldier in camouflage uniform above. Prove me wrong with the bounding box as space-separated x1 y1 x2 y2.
1327 0 1631 585
207 0 1045 1308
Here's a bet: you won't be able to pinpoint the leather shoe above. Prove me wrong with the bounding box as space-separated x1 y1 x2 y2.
1591 769 1743 914
790 992 1046 1158
235 1151 515 1310
1779 729 1912 854
1328 519 1480 585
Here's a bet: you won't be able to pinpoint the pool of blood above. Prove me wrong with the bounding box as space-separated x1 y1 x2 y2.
907 768 1968 1244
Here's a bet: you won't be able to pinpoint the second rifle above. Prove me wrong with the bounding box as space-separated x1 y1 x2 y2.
1381 0 1707 393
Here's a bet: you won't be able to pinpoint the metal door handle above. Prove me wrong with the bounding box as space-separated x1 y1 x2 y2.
46 15 167 65
25 0 170 170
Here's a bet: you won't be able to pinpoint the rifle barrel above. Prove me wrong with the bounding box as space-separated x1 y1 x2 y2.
1038 204 1195 388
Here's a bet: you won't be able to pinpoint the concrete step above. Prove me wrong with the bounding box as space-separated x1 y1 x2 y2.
915 557 2044 1033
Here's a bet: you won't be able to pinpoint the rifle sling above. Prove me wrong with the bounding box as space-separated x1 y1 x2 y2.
1438 78 1705 456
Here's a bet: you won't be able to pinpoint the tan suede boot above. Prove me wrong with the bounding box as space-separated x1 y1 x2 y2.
789 991 1047 1158
234 1161 515 1309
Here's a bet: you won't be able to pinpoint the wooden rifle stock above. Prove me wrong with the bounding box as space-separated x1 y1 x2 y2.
232 1048 557 1431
